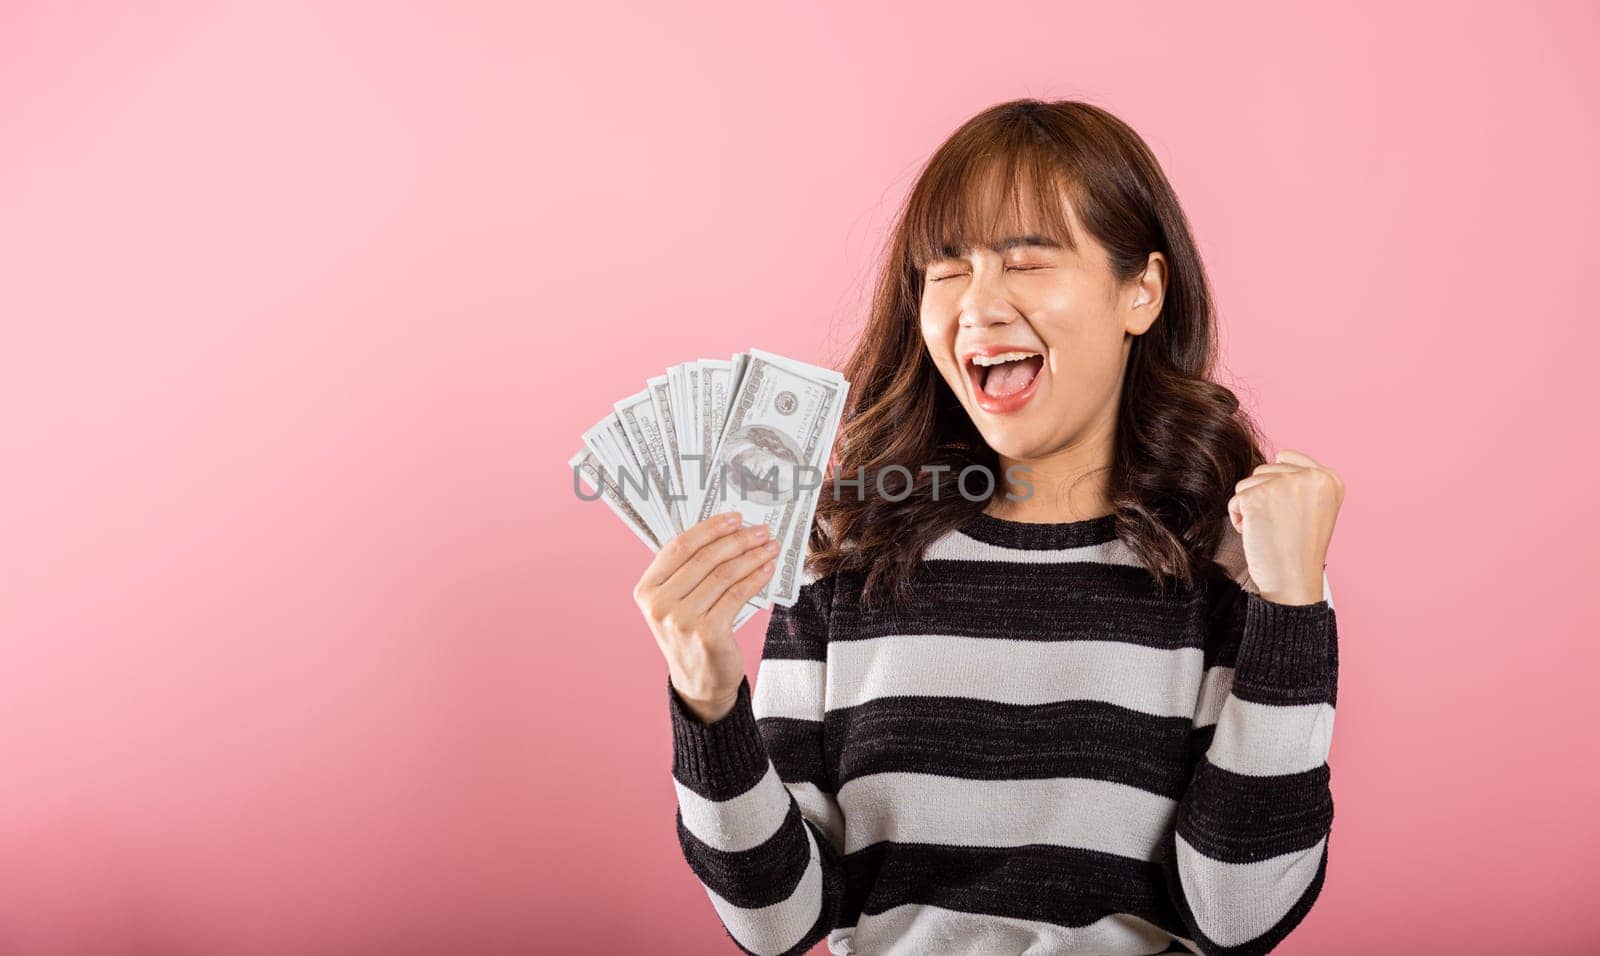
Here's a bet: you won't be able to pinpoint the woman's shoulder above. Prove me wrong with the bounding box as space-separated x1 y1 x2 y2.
793 556 859 604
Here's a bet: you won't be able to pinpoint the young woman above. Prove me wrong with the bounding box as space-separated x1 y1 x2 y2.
636 99 1345 956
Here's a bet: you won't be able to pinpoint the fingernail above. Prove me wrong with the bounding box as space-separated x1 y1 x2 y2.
761 561 774 574
750 524 770 540
763 540 779 554
721 513 740 527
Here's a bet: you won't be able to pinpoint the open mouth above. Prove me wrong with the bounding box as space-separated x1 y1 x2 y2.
966 350 1045 402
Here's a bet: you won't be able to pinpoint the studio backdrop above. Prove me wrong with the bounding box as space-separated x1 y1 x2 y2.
1 2 1596 954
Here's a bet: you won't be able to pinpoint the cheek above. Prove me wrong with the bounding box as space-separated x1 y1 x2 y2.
918 313 958 372
1029 305 1125 390
1032 287 1120 348
917 300 947 341
1045 322 1125 396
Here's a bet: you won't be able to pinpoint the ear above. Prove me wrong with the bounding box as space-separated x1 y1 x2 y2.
1124 251 1166 336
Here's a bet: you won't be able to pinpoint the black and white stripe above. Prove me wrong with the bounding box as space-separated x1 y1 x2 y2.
669 511 1338 955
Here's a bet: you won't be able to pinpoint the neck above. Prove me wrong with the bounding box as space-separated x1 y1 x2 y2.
989 431 1116 524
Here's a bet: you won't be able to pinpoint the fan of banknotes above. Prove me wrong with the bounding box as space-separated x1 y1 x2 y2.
570 349 849 631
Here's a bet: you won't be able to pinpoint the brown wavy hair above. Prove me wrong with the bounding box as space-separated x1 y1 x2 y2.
807 98 1268 608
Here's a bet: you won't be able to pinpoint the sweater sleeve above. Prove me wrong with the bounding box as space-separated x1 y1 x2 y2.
667 573 850 956
1160 570 1339 955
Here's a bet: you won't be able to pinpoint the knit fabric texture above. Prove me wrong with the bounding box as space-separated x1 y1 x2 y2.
667 510 1338 956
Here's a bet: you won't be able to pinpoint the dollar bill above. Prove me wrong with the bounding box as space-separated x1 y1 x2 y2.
769 395 842 606
647 375 686 529
575 350 845 630
569 448 660 551
615 388 685 535
686 362 704 470
666 362 702 511
693 351 848 607
699 359 736 473
583 413 673 545
743 350 845 605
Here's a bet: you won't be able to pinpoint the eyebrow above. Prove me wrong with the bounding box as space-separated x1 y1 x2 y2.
937 234 1064 258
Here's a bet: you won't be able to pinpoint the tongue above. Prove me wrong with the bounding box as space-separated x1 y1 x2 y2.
983 355 1043 397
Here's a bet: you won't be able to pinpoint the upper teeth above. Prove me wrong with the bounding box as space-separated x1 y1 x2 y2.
971 351 1040 367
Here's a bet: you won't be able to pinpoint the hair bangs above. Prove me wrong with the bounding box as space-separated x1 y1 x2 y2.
905 134 1080 272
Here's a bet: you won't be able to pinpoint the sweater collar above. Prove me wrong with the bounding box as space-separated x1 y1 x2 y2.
957 510 1120 550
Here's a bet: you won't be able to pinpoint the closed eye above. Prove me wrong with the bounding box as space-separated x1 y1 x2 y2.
927 265 1051 282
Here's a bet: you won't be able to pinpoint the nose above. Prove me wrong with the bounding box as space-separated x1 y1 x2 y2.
957 259 1021 330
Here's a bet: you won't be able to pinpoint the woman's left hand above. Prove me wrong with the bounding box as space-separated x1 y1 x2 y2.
1229 448 1345 606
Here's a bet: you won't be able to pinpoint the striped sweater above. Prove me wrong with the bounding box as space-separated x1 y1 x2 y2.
667 510 1338 955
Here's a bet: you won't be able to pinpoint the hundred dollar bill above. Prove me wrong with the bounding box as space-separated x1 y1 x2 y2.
697 359 739 496
569 448 660 551
694 351 848 607
659 357 753 530
666 362 702 510
614 388 685 535
583 413 673 545
647 375 687 530
685 362 704 469
768 393 842 606
570 349 847 632
699 359 736 468
742 350 846 605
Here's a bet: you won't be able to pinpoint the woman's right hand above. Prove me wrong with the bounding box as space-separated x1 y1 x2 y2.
635 511 779 723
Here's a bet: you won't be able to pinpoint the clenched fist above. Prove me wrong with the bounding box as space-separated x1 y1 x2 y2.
635 511 780 723
1227 448 1345 606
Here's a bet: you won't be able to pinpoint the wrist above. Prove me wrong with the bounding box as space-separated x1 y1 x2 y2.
669 676 742 724
684 693 738 724
1259 568 1324 606
1259 587 1322 606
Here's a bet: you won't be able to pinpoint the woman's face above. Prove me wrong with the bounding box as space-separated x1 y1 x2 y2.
917 195 1166 463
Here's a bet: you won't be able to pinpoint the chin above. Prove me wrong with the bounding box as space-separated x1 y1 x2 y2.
971 422 1054 463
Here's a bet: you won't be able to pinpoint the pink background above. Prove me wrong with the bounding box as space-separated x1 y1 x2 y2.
2 2 1596 953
